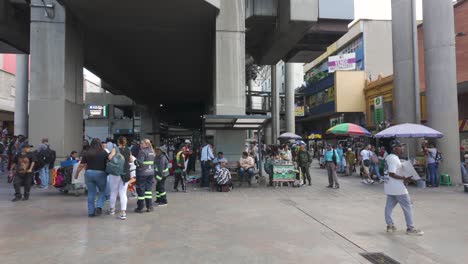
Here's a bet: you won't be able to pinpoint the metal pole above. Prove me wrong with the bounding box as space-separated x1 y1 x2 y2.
271 64 280 144
14 54 29 137
411 0 421 124
258 128 262 177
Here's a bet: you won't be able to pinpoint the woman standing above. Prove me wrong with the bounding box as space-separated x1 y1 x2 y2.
135 139 156 213
75 138 113 217
108 136 131 220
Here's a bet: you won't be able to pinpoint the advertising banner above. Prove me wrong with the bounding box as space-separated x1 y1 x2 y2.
328 53 356 73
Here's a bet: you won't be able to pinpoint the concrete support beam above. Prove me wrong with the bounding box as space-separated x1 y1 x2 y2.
14 54 28 136
213 0 246 161
391 0 420 124
284 63 295 133
271 64 280 143
29 0 83 157
423 0 461 183
391 0 420 157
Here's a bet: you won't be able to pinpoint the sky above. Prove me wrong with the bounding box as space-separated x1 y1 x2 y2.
354 0 423 21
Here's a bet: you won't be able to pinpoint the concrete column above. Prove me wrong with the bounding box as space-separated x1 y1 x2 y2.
14 54 29 137
264 122 272 145
29 0 84 158
247 79 254 139
285 63 295 133
423 0 461 183
271 64 280 143
213 0 246 161
391 0 420 157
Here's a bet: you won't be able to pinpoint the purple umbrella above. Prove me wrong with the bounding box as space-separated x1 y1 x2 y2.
375 123 444 138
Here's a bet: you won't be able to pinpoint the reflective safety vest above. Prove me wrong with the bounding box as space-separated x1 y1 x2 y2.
136 147 156 177
174 151 185 172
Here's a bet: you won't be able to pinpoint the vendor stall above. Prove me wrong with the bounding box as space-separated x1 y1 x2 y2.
271 159 296 187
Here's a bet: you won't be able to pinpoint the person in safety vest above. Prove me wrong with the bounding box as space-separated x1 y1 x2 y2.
134 139 156 213
173 145 186 192
154 145 170 206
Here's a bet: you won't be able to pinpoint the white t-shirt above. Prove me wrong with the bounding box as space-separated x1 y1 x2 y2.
360 149 371 161
426 148 437 164
384 154 409 195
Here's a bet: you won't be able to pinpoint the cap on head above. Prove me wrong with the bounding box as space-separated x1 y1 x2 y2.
348 148 352 151
390 140 404 149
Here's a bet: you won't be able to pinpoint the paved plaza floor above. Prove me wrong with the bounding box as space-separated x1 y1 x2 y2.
0 165 467 264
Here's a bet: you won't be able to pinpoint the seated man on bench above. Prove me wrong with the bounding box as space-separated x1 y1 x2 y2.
238 151 255 187
214 160 232 192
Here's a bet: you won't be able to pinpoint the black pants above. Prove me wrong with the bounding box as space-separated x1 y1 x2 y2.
136 175 154 210
14 173 33 198
200 161 210 187
155 176 167 204
299 166 311 184
174 171 186 191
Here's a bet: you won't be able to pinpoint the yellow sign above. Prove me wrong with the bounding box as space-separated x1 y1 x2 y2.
295 106 305 117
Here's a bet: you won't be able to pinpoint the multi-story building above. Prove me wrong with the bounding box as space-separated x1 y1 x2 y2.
0 54 16 135
297 19 394 137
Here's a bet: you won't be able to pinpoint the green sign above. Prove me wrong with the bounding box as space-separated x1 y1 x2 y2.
374 96 384 125
272 165 296 182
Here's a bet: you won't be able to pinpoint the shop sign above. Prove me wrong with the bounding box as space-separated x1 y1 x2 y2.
328 53 356 73
330 115 344 127
459 120 468 132
295 106 305 116
374 96 383 125
86 105 108 119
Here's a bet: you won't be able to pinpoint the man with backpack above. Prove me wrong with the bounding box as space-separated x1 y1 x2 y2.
36 138 55 189
424 142 440 187
297 144 312 186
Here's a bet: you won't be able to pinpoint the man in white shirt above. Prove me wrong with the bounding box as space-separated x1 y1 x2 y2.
239 152 255 187
200 143 214 187
360 144 373 184
384 140 423 236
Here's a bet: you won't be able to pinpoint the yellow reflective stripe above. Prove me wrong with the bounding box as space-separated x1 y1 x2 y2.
160 192 166 196
138 197 145 200
145 191 152 195
143 161 154 165
163 168 169 172
156 175 162 180
155 194 161 198
144 196 153 199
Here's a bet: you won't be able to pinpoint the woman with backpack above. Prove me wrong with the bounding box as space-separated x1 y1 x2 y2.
108 136 131 220
74 138 113 217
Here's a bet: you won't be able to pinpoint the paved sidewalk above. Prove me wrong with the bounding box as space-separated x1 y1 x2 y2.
0 166 467 264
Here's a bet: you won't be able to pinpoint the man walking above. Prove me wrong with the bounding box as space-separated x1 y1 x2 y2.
10 144 36 201
324 145 339 189
200 143 214 188
384 140 423 235
360 144 374 184
297 144 312 185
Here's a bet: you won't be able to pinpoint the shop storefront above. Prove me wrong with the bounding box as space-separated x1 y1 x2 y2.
364 75 426 132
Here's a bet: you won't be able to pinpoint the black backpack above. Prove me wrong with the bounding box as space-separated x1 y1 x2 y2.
33 151 46 171
41 146 55 164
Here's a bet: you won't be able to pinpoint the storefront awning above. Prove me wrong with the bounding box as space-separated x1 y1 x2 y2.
203 115 270 130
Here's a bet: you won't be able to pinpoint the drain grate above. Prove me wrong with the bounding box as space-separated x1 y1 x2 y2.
360 253 400 264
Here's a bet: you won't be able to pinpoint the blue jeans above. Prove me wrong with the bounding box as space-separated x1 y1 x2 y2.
427 162 438 186
85 170 107 215
200 161 210 187
461 163 467 183
239 167 254 184
39 165 49 188
385 194 414 229
370 163 382 181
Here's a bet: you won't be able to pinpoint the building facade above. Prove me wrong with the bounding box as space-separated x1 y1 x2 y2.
297 20 393 137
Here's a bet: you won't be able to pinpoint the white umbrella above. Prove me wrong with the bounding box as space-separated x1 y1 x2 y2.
278 132 302 140
375 123 444 138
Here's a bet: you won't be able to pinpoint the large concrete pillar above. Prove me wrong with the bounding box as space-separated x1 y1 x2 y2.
14 54 29 137
391 0 420 157
29 0 83 157
423 0 461 183
264 122 272 145
285 63 295 133
213 0 246 161
271 64 280 144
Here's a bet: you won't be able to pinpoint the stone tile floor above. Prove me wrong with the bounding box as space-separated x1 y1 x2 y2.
0 166 466 264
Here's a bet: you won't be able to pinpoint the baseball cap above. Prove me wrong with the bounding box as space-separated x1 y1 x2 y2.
390 140 405 148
